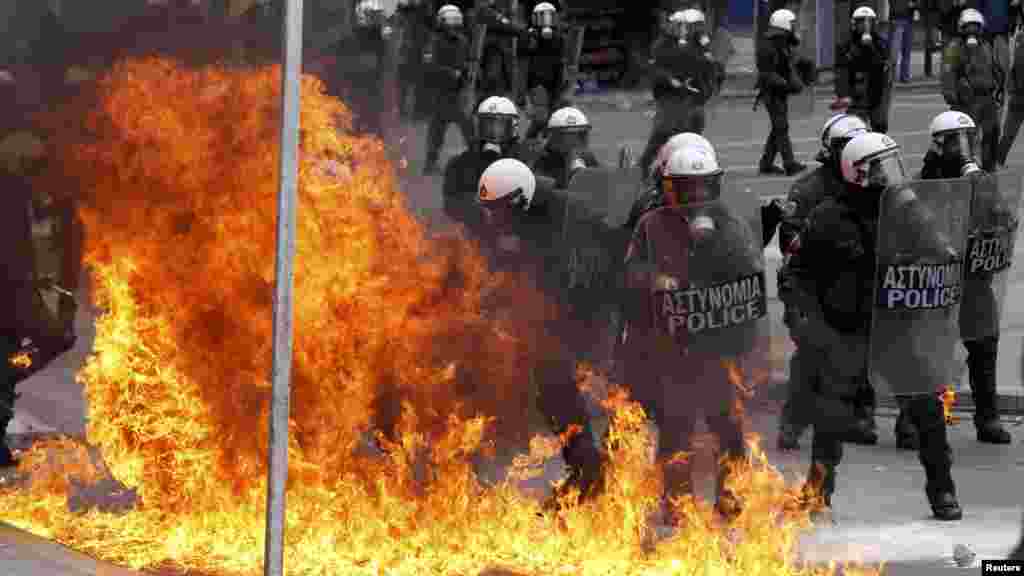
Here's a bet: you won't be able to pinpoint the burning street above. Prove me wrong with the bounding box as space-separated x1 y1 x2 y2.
0 59 885 576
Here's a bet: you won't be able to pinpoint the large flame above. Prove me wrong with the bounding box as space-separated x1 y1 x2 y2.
0 59 879 575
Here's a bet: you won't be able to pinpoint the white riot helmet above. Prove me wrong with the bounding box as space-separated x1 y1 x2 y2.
532 2 558 37
547 106 591 153
958 8 985 47
477 158 537 226
662 144 723 207
652 132 716 180
851 6 877 44
356 0 385 27
769 9 797 32
840 132 907 189
929 111 981 175
437 4 463 27
818 114 869 162
476 96 520 151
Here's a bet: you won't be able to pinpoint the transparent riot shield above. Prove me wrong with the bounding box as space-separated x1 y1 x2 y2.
869 179 971 397
959 171 1023 342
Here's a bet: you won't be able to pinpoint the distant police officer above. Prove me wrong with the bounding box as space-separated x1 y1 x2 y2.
755 9 808 176
532 106 600 189
475 159 606 507
473 0 527 103
394 0 434 122
998 22 1024 168
423 5 477 176
638 9 718 174
622 143 762 520
833 6 892 133
443 96 525 230
521 2 575 140
777 113 875 451
335 0 397 138
942 8 1005 171
782 132 962 521
896 110 1012 447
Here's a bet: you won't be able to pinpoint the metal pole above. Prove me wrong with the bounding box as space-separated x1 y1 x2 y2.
264 0 303 575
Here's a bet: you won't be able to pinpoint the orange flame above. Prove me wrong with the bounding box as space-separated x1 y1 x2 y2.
942 387 959 425
0 58 881 576
9 352 32 370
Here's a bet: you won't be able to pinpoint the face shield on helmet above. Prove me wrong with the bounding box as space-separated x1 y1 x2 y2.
935 129 978 163
438 5 463 28
476 97 520 150
856 151 907 189
356 1 385 28
661 147 724 208
546 107 590 155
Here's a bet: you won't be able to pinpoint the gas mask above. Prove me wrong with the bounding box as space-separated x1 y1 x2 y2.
541 26 554 38
662 174 721 240
698 33 711 47
966 35 979 47
962 24 982 47
960 160 982 176
937 130 978 171
688 212 716 242
854 19 874 44
381 24 393 39
482 142 502 155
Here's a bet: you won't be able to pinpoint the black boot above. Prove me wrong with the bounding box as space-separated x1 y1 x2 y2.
965 338 1011 444
801 461 835 513
895 409 920 449
910 395 962 521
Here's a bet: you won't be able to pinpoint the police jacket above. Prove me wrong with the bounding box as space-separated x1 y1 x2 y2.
649 40 710 106
625 186 662 231
756 33 799 100
522 26 567 91
942 37 1004 109
429 29 472 93
442 142 527 229
1009 35 1024 104
473 6 526 55
395 4 434 69
835 36 891 110
532 146 600 189
335 27 393 86
779 163 841 254
781 194 878 335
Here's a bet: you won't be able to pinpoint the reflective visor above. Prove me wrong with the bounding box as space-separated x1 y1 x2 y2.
478 116 514 142
940 130 978 160
661 174 722 206
863 152 906 188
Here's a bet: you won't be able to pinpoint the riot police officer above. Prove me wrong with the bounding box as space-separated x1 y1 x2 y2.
777 113 875 451
424 5 477 176
942 8 1005 171
472 0 527 103
782 132 962 521
894 111 1012 447
637 9 718 173
755 9 807 176
521 3 575 141
335 0 398 139
395 0 435 122
832 6 892 133
443 96 525 230
475 159 606 508
532 106 600 189
622 142 763 521
998 19 1024 168
627 132 715 231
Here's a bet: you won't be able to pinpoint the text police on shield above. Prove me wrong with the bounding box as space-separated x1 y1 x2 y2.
878 262 963 309
654 272 767 336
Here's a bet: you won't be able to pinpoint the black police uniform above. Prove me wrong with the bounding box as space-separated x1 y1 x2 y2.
776 164 879 449
638 40 716 172
395 1 435 122
424 25 477 174
909 151 1012 444
998 32 1024 166
521 25 570 140
942 36 1005 171
755 27 806 175
335 25 397 138
835 34 892 133
781 189 961 519
473 3 527 102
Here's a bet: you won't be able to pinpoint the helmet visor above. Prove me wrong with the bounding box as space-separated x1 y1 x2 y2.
862 152 907 188
661 174 722 206
940 130 978 161
549 128 589 151
533 11 555 27
441 13 463 27
853 17 874 35
478 116 515 143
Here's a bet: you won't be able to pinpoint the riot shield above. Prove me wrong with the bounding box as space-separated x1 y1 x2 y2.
959 171 1023 342
869 178 971 397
